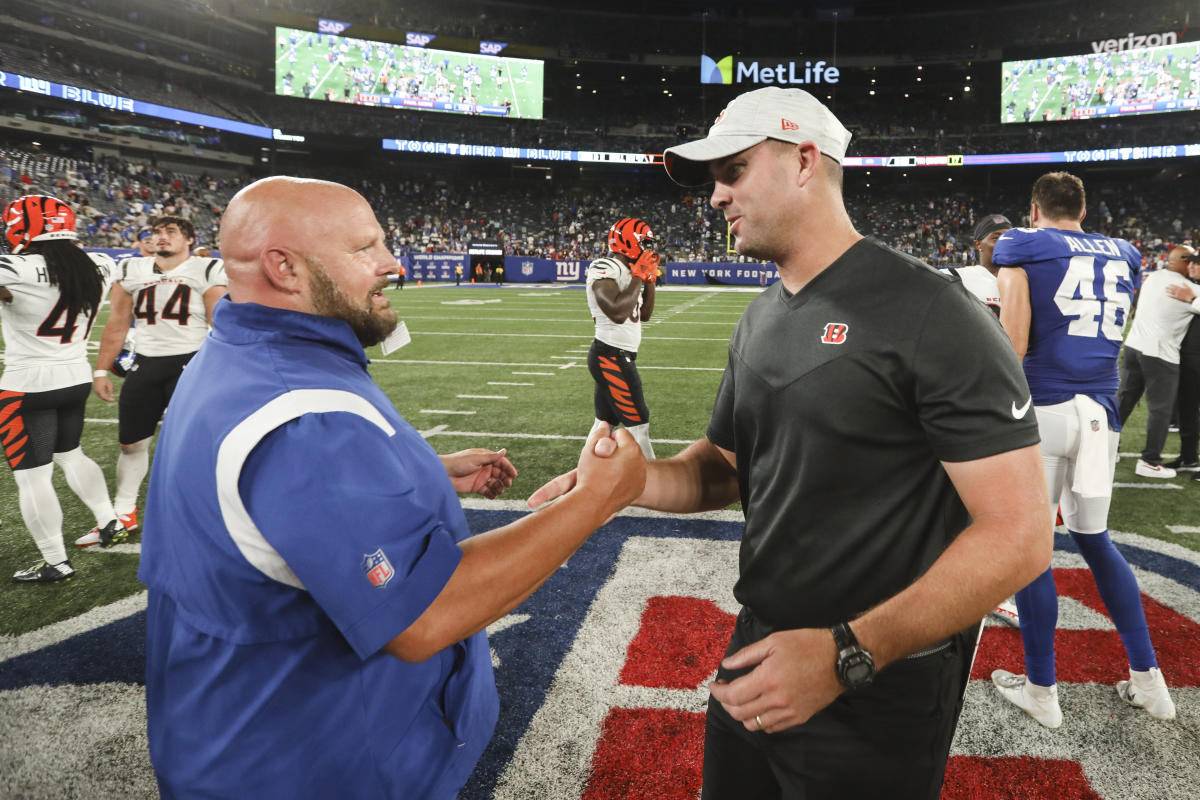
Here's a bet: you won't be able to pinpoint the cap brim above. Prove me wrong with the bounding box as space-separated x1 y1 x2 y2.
663 134 768 186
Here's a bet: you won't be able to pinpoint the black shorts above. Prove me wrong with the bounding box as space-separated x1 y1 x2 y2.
0 382 90 471
588 339 649 427
118 352 195 445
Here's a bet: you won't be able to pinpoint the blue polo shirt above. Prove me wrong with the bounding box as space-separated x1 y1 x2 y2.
139 297 497 799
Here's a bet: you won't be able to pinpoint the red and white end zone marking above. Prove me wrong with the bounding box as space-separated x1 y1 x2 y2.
493 536 739 800
494 534 1199 800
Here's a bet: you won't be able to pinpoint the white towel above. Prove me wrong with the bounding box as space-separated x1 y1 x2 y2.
1072 395 1112 499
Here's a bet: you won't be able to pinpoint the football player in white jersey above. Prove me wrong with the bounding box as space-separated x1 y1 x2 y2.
949 213 1012 317
0 195 126 583
87 216 227 538
585 217 659 460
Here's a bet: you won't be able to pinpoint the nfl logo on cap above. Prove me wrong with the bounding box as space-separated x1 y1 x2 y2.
362 548 395 588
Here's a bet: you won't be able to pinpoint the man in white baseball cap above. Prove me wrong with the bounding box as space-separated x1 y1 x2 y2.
574 86 1052 798
663 86 852 187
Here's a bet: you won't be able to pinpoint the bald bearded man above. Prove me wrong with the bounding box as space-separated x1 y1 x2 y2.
138 177 646 799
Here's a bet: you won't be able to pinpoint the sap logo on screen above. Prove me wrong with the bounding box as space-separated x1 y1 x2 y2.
1090 30 1177 53
318 18 350 35
480 41 507 55
407 31 436 47
700 54 839 85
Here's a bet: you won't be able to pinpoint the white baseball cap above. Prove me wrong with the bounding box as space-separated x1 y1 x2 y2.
663 87 852 186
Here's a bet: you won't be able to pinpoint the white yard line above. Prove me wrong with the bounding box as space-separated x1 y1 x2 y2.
512 371 554 376
0 591 148 663
458 394 507 400
1113 482 1182 490
505 57 522 116
420 409 477 415
489 382 534 386
1166 525 1200 534
649 291 719 325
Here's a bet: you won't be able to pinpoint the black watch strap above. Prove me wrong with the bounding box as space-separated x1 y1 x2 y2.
831 622 876 689
831 622 858 652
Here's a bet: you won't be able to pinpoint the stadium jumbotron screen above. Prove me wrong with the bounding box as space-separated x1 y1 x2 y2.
1001 39 1200 124
274 26 545 119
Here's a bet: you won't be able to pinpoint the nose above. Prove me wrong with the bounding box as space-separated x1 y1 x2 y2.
709 182 730 210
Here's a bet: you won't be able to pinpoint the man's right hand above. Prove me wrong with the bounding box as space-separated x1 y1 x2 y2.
93 375 115 402
630 250 660 283
570 422 646 520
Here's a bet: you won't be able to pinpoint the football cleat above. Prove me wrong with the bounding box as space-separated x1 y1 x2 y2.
991 670 1062 729
989 599 1020 627
75 519 129 549
117 508 139 533
1134 459 1176 479
1162 458 1200 471
3 194 78 253
1116 667 1176 720
13 559 74 583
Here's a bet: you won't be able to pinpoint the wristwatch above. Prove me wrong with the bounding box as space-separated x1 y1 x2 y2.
831 622 876 689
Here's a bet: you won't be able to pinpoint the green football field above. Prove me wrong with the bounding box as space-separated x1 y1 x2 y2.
274 26 544 119
1001 42 1200 123
1 284 1197 636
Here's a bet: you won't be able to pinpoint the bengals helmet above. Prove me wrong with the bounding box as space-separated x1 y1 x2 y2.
607 217 656 261
4 195 78 253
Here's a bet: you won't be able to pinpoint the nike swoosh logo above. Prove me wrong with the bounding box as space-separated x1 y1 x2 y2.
1011 397 1032 419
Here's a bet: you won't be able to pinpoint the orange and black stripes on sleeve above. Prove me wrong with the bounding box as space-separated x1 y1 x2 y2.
0 391 30 469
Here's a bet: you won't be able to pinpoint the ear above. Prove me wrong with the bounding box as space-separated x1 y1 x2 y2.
1079 208 1086 224
262 248 303 294
1029 203 1040 225
794 142 821 189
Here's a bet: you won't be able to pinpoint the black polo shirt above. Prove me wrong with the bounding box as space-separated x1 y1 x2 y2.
708 237 1039 634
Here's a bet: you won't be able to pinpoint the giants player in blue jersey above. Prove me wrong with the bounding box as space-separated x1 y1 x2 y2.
991 171 1174 726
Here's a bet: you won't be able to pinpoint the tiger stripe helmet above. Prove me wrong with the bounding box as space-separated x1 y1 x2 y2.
607 217 656 261
4 195 78 253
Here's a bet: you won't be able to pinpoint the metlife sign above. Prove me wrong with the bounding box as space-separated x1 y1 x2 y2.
700 54 840 85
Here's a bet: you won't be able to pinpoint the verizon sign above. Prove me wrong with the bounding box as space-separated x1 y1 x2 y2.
1090 31 1178 53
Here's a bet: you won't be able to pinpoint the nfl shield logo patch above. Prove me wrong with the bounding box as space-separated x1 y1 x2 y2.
1090 419 1101 432
362 549 395 588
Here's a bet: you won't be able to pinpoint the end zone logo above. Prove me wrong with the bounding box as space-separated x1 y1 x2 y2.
485 527 1200 799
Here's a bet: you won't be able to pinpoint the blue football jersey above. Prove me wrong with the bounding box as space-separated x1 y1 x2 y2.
992 227 1141 420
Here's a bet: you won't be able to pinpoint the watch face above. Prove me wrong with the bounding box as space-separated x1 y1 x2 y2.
846 661 873 683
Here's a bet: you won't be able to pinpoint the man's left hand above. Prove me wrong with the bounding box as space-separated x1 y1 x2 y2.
441 448 517 499
1166 283 1196 303
707 628 843 734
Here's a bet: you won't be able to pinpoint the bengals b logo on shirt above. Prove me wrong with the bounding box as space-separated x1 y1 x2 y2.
820 322 849 344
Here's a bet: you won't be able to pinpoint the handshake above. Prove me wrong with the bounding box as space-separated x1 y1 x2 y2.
630 249 661 283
